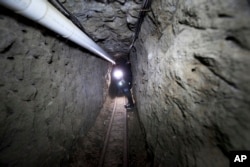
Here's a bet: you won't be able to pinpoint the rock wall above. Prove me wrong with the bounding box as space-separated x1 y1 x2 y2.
131 0 250 166
63 0 140 52
0 7 109 166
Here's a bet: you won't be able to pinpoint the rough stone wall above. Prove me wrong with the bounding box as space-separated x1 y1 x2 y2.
63 0 141 53
0 7 108 166
131 0 250 166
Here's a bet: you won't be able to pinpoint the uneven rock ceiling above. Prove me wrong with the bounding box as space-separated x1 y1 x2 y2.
61 0 143 53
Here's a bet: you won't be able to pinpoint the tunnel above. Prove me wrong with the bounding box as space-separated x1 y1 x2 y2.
0 0 250 166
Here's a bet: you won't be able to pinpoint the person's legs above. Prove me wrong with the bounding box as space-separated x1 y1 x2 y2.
123 87 134 108
126 91 134 106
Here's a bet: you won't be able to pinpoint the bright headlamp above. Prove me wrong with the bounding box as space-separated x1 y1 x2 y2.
118 81 123 86
113 69 123 79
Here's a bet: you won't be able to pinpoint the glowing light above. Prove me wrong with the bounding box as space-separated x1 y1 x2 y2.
113 69 123 79
118 81 123 86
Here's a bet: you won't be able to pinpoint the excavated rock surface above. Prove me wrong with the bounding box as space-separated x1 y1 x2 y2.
0 7 109 167
131 0 250 166
1 0 249 166
63 0 141 53
0 0 142 166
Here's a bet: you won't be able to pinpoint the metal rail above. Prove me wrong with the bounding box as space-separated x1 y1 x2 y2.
98 97 128 167
98 98 117 167
123 98 128 167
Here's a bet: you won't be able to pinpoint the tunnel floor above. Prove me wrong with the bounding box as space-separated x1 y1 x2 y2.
63 96 150 167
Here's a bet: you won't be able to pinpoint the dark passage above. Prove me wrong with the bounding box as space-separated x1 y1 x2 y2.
0 0 250 167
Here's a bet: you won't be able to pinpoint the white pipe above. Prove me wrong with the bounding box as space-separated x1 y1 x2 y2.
0 0 116 64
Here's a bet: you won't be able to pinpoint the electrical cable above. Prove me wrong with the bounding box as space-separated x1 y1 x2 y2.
49 0 87 35
129 0 152 51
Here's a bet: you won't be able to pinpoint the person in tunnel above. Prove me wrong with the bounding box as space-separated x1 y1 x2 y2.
111 57 135 110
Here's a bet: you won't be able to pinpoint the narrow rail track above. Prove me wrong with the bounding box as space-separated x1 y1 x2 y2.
98 97 128 167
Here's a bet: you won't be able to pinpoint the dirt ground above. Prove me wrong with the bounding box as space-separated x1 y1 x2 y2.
62 96 151 167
